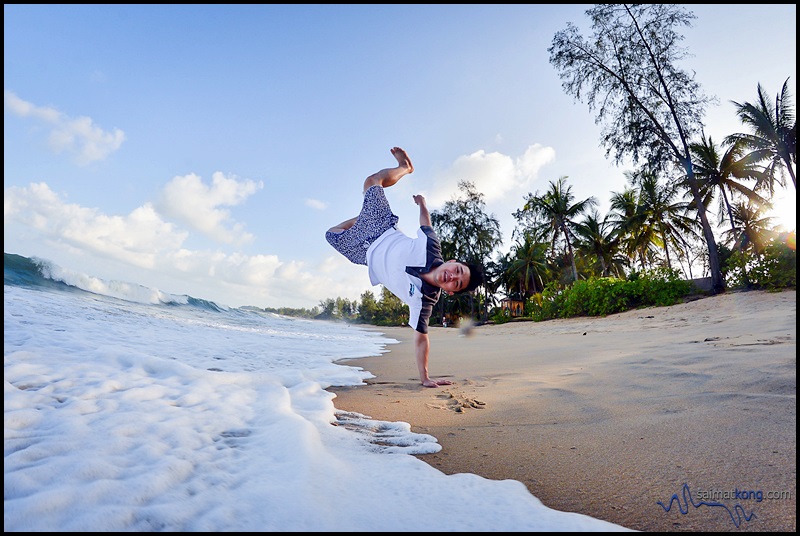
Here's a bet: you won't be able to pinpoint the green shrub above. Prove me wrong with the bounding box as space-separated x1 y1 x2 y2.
530 267 693 321
726 233 796 290
490 307 512 324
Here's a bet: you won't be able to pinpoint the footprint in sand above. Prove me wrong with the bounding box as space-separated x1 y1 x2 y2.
430 390 486 413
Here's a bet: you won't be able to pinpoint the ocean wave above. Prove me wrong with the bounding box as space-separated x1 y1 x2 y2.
4 252 225 312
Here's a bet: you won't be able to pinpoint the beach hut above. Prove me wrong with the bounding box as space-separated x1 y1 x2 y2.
499 297 525 317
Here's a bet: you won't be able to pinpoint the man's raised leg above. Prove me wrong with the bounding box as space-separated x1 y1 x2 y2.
328 147 410 235
362 147 414 193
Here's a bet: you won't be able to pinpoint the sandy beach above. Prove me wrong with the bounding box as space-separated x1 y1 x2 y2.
329 289 796 532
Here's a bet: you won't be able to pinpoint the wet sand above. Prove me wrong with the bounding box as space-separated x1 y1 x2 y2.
330 289 797 532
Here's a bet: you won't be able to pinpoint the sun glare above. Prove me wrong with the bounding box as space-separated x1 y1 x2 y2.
769 191 796 233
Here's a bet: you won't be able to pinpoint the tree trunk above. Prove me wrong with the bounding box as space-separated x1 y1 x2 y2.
683 160 724 293
722 188 750 286
563 222 578 281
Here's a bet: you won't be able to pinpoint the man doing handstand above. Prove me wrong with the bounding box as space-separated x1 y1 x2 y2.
326 147 484 388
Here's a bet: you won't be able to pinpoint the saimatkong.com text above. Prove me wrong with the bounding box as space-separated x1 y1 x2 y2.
695 488 792 503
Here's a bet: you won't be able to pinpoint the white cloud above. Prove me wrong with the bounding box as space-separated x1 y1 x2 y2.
4 90 125 165
4 182 363 309
156 171 263 246
411 144 558 253
517 144 557 181
4 183 187 268
425 144 556 207
305 198 328 210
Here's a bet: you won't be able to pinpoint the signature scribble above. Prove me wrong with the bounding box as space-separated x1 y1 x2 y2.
657 483 756 528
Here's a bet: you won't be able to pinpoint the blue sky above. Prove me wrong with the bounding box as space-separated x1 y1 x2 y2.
4 4 796 309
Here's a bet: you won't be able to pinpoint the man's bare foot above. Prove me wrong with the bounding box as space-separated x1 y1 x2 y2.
363 147 414 192
421 378 454 388
390 147 414 174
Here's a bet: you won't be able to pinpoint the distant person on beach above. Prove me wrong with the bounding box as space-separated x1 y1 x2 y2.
326 147 485 388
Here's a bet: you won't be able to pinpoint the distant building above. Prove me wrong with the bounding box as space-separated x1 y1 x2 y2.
499 297 525 317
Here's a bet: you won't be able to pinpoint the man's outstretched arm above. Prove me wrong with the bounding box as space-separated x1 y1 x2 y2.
414 330 453 388
413 195 431 227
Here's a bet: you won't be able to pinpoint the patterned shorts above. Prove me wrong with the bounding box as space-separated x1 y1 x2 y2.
326 185 399 265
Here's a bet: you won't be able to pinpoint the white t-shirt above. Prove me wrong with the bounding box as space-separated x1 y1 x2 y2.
366 225 443 333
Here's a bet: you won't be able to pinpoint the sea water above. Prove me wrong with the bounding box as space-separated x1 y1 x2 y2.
3 253 625 531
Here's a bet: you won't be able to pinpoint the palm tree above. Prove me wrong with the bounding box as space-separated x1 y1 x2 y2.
573 210 626 277
723 201 776 256
689 134 770 288
609 170 699 272
608 188 648 270
505 231 550 298
520 176 597 282
636 171 700 270
725 78 796 191
689 134 769 233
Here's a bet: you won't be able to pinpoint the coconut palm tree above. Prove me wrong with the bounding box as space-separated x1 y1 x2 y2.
520 176 597 282
609 170 699 272
608 188 648 270
505 231 550 298
723 201 776 256
573 210 626 277
634 171 697 270
689 134 769 233
725 78 796 191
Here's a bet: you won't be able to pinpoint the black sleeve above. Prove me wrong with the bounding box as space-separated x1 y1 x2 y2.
414 295 436 334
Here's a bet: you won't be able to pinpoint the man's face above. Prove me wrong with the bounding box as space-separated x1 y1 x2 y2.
435 260 471 295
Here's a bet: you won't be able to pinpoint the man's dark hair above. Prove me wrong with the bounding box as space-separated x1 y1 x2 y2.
457 262 485 294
